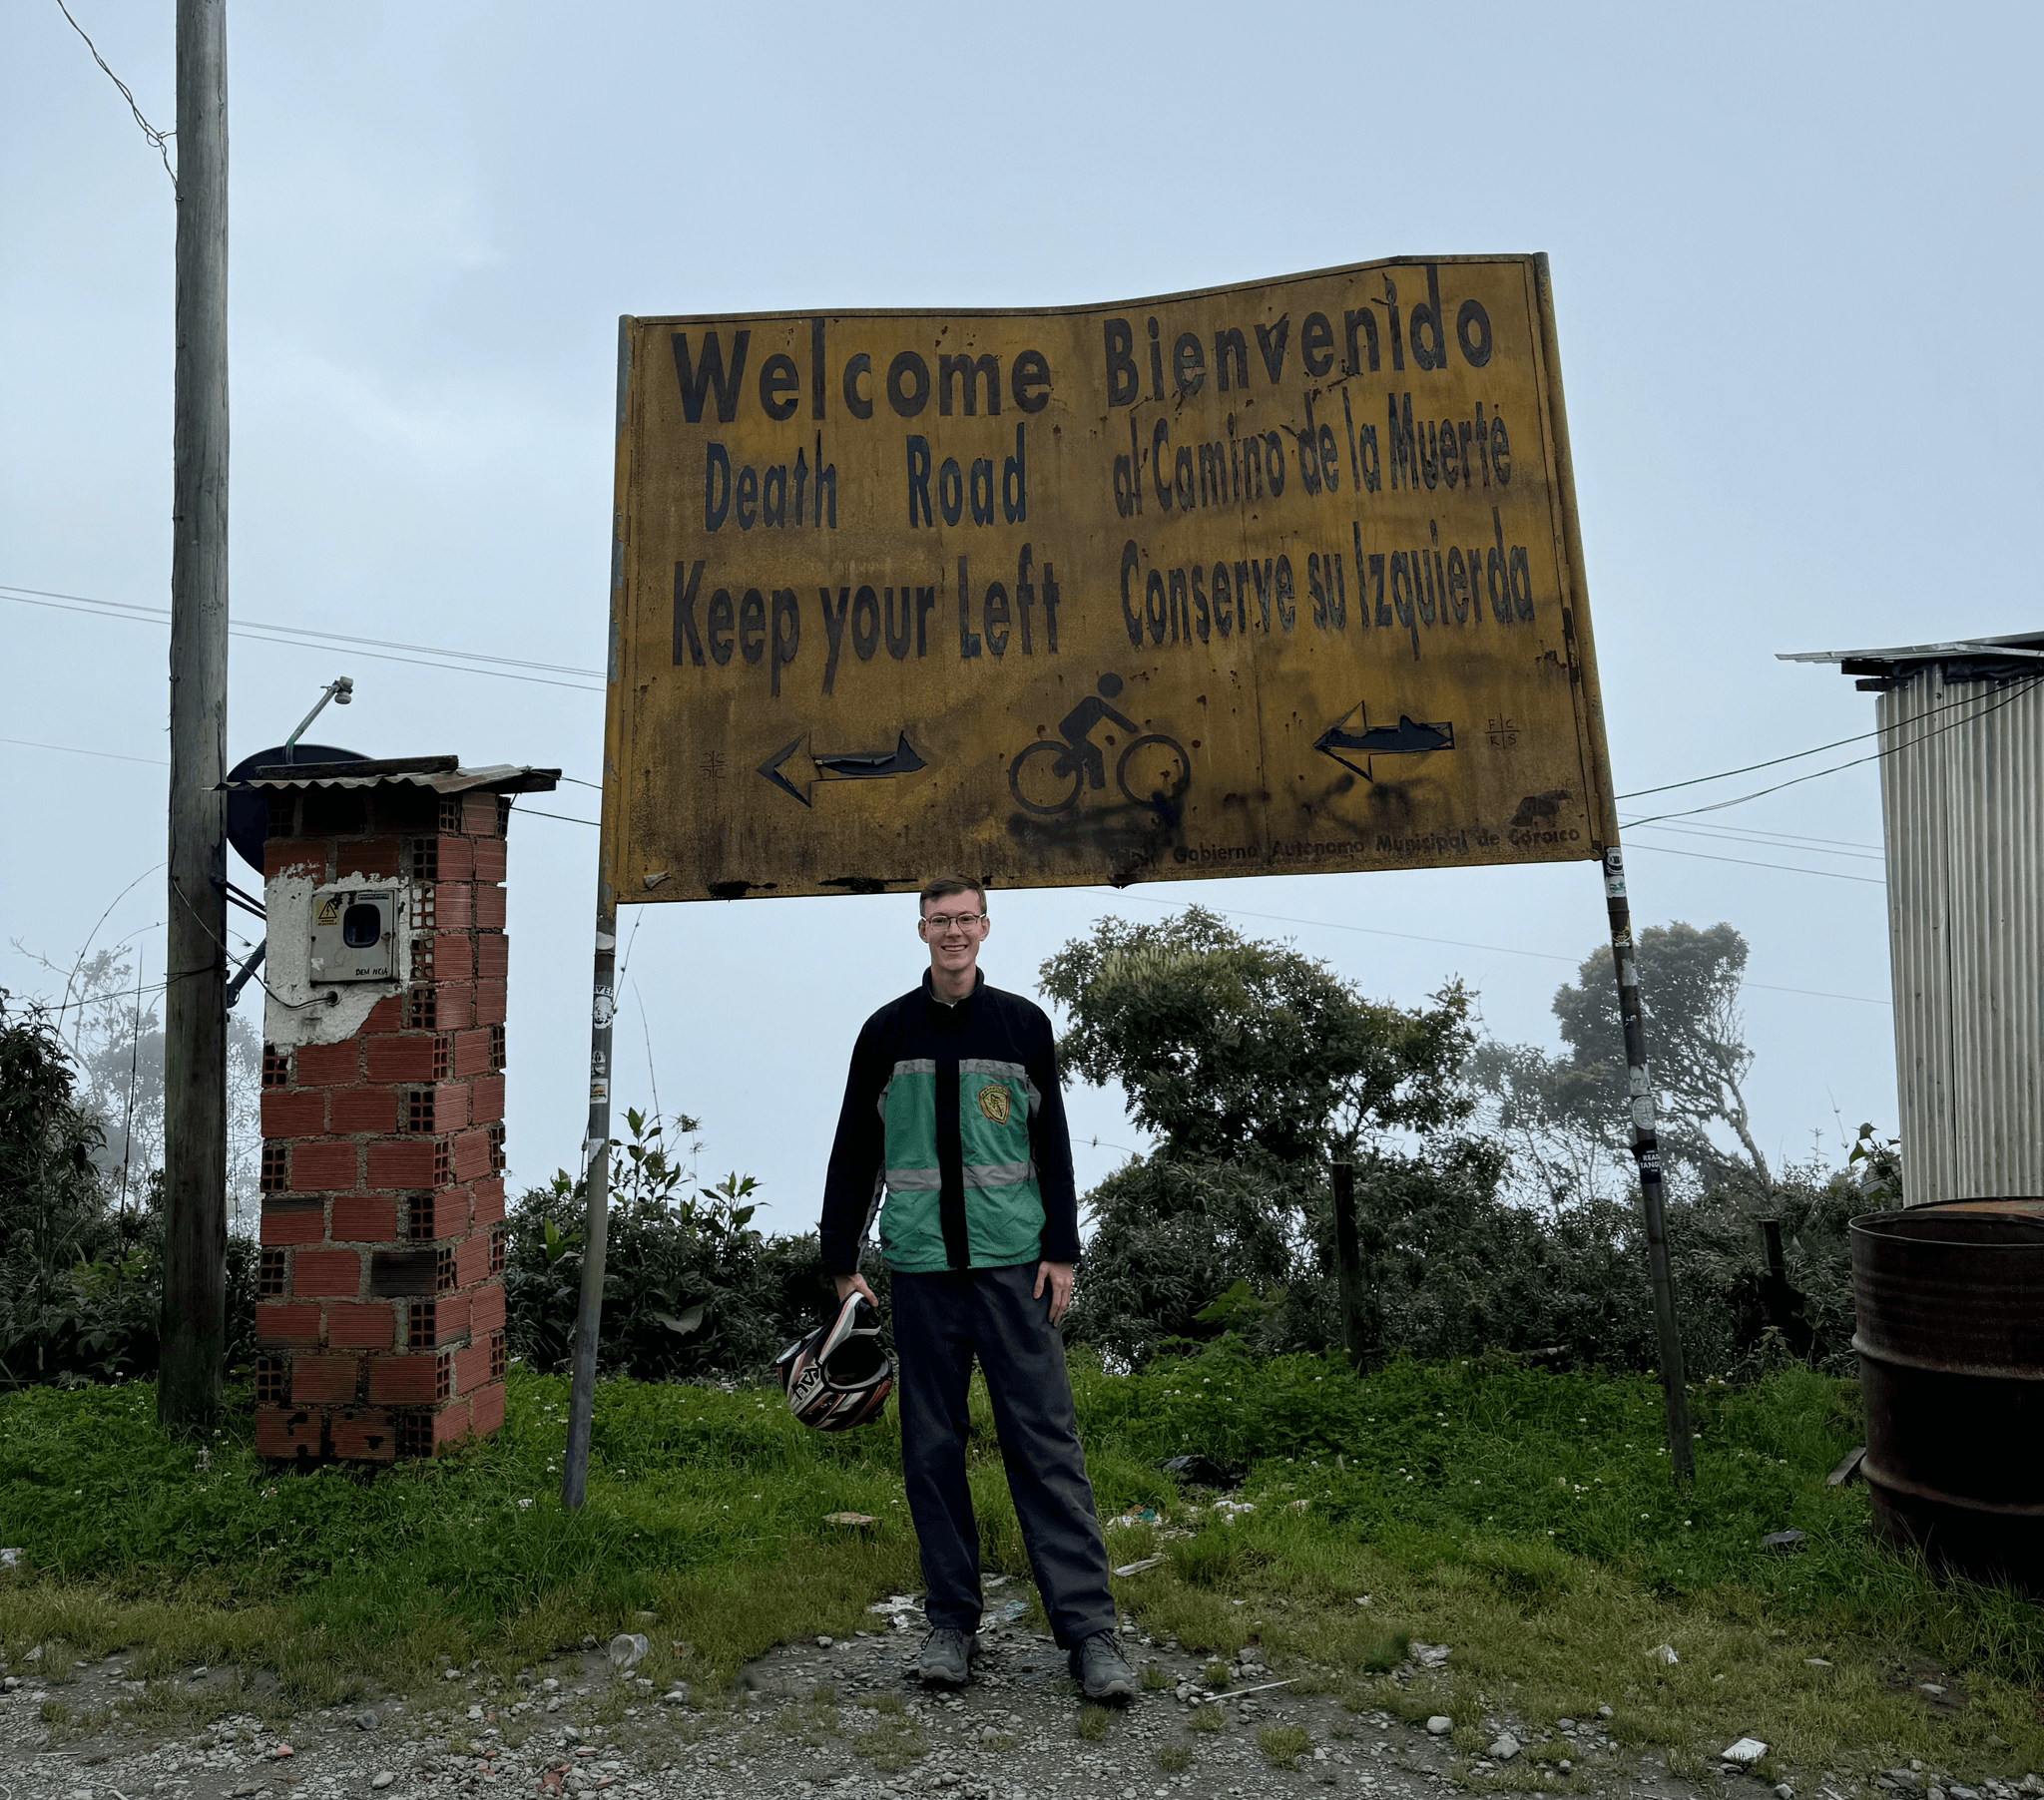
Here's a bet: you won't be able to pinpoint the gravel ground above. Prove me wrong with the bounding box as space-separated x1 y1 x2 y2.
3 1614 2033 1800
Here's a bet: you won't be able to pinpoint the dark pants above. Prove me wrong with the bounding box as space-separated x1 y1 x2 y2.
890 1263 1117 1649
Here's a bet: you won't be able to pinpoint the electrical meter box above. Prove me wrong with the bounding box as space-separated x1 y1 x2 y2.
308 887 398 983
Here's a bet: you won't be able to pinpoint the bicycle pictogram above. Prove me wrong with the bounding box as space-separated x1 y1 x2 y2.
1006 675 1192 820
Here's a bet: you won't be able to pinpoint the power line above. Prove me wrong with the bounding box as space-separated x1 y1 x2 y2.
1612 675 2033 801
1616 727 1876 800
12 571 2024 824
2 583 602 677
1623 842 1883 886
14 577 2033 796
1623 675 2043 828
41 979 172 1017
54 0 176 185
1 738 1897 879
2 735 168 766
1622 819 1883 859
1083 1135 1147 1158
2 586 604 692
498 799 1891 943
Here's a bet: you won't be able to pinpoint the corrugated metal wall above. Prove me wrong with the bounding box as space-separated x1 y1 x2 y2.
1879 667 2044 1203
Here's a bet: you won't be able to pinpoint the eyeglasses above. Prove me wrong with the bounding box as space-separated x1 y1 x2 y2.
920 911 987 934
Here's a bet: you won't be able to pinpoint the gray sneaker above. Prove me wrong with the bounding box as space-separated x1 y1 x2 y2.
1068 1629 1138 1700
913 1626 978 1686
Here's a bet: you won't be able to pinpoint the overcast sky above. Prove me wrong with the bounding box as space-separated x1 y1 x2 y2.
5 1 2035 1239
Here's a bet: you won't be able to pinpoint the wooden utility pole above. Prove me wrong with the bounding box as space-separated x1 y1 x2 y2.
160 0 230 1432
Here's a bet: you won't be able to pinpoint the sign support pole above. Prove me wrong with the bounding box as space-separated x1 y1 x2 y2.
561 318 634 1511
1602 847 1695 1479
559 880 616 1510
1532 253 1693 1481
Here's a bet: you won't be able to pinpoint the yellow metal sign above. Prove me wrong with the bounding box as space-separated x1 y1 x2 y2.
602 254 1614 902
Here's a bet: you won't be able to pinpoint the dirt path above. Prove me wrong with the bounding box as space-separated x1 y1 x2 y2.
0 1615 1786 1800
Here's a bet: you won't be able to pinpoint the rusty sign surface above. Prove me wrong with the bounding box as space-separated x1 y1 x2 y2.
601 253 1615 902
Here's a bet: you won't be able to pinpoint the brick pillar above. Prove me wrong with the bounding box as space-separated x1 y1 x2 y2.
253 779 512 1464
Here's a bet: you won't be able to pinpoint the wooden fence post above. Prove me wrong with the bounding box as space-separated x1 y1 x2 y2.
1331 1161 1379 1373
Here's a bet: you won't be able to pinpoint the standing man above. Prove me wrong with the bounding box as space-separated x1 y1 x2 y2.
819 876 1137 1702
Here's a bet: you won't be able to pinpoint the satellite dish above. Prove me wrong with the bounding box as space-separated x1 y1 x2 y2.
225 743 365 874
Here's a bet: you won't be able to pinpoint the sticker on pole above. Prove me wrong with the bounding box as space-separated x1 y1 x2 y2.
601 254 1613 901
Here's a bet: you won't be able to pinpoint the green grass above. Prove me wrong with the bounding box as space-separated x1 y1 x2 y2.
1259 1721 1313 1767
0 1344 2040 1786
850 1709 926 1770
1076 1703 1110 1740
0 1367 925 1707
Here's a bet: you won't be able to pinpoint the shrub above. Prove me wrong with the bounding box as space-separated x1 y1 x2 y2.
504 1110 832 1382
1046 907 1901 1387
1073 1128 1895 1383
1063 1156 1298 1363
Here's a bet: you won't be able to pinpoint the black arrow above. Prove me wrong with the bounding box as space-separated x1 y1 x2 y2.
815 733 927 779
1312 704 1454 782
759 732 928 807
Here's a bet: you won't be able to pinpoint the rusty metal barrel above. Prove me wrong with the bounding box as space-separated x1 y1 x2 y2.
1850 1198 2044 1594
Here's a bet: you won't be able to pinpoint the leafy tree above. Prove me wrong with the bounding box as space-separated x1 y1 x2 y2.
1038 907 1472 1170
1039 910 1477 1364
1554 920 1768 1183
1462 1039 1626 1213
1471 921 1768 1204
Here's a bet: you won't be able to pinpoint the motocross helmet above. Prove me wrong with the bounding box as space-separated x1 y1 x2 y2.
775 1289 893 1431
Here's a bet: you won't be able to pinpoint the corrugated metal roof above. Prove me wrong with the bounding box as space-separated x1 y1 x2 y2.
1779 631 2044 674
216 759 560 795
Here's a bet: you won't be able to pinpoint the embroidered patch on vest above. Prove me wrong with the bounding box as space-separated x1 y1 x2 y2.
976 1083 1010 1125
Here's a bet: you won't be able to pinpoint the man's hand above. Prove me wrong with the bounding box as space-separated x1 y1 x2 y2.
833 1272 877 1309
1033 1260 1075 1325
